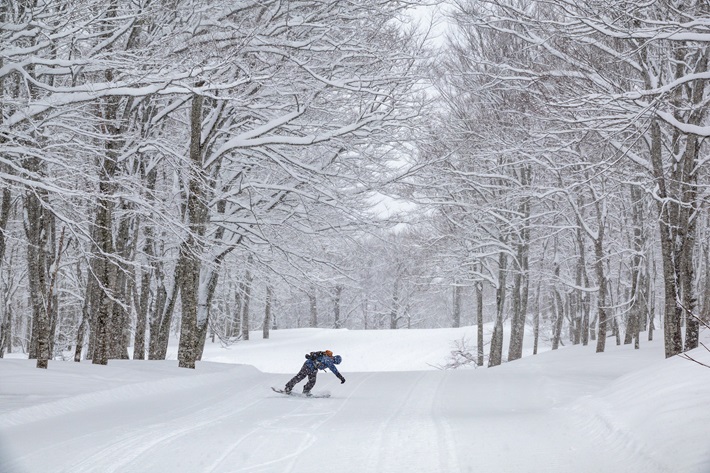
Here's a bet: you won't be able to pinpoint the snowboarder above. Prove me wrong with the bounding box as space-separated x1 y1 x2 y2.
284 350 345 396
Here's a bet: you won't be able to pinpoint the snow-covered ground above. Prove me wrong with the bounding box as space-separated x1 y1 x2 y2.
1 326 709 473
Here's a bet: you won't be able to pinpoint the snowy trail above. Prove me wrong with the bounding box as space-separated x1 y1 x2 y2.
0 357 682 473
3 326 709 473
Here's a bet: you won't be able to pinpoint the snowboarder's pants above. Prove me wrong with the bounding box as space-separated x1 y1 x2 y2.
285 363 317 393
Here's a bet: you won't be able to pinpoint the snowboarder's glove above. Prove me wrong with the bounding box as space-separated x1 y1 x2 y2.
338 374 346 384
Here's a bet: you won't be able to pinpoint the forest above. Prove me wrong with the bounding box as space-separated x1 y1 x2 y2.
0 0 708 370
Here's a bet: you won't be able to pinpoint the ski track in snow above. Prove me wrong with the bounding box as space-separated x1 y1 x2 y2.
67 384 266 473
1 370 257 473
565 397 675 473
0 367 244 471
363 371 459 473
210 382 356 473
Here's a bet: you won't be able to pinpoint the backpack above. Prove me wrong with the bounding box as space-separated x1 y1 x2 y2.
305 351 326 360
305 351 327 369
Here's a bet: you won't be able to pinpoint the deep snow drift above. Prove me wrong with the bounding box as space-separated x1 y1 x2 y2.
1 326 709 473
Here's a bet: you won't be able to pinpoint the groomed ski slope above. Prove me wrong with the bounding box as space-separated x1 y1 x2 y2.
0 327 708 473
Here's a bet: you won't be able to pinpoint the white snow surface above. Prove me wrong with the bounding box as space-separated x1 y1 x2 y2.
1 326 709 473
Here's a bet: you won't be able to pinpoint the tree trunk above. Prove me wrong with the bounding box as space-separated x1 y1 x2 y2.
572 225 585 345
0 307 9 358
82 250 102 361
703 228 710 325
109 206 132 360
362 297 369 330
508 166 530 361
241 257 253 340
625 185 645 349
508 243 529 360
677 42 707 351
452 281 462 328
533 281 541 355
177 91 207 369
594 235 609 354
24 167 54 369
177 244 199 369
150 275 179 360
91 196 119 366
476 280 484 366
136 166 160 360
41 227 65 366
488 251 507 367
148 282 167 357
309 288 318 329
0 183 12 358
74 294 90 362
389 277 399 329
572 194 592 347
263 284 273 339
133 264 151 360
91 0 128 366
0 182 11 265
551 284 565 351
649 119 683 357
679 133 700 351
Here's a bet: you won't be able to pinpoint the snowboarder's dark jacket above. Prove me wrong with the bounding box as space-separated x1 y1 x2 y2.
304 352 342 376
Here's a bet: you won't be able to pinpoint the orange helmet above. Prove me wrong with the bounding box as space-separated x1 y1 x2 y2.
325 350 333 357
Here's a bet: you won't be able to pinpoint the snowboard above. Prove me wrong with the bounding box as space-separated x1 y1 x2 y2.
271 387 331 398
